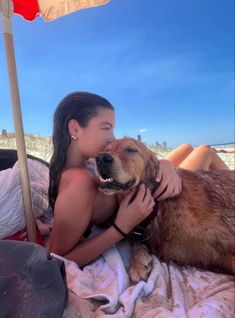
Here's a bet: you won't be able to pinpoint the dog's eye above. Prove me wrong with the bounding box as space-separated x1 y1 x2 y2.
124 147 138 153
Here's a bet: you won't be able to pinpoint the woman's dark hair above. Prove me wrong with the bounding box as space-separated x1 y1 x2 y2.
49 92 114 209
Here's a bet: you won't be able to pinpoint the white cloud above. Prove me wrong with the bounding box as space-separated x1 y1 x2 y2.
139 128 147 133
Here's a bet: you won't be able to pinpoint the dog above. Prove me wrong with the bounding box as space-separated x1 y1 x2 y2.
96 137 235 282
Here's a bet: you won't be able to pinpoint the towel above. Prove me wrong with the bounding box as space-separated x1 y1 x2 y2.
0 159 49 239
57 240 234 318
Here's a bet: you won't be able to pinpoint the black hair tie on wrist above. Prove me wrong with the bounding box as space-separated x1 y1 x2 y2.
112 222 128 238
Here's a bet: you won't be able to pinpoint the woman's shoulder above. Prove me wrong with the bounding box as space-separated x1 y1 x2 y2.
60 167 97 192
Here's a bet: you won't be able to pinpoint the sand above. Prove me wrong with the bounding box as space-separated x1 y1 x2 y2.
217 152 235 170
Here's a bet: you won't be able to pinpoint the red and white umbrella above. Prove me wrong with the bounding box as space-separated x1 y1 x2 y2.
12 0 110 21
0 0 110 242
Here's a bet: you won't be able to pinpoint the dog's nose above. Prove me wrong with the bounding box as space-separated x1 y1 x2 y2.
96 153 114 165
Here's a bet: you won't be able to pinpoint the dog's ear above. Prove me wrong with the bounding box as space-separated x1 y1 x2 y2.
142 153 160 185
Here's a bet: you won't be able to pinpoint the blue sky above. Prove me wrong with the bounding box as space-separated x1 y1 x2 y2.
0 0 234 147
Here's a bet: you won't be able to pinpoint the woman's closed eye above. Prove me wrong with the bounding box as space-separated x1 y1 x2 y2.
101 126 115 135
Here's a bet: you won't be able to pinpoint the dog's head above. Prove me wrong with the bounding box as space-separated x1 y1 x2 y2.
96 137 160 195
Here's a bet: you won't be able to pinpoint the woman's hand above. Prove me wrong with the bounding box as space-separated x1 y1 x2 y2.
115 184 155 234
153 159 182 201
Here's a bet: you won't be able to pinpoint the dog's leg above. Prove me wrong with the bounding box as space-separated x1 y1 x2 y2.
129 243 153 283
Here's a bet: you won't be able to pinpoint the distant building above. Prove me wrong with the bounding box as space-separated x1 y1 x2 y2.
1 129 7 137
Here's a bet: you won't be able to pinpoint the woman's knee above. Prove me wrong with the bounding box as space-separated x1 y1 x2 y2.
180 143 194 152
179 144 212 170
196 144 211 153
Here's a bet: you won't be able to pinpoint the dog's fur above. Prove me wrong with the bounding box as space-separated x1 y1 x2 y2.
96 137 235 281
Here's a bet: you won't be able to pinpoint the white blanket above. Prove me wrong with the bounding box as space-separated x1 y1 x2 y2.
0 159 49 239
59 240 235 318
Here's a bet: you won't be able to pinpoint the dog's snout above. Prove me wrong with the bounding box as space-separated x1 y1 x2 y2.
96 153 114 165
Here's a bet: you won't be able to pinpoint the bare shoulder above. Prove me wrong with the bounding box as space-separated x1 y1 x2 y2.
60 167 97 194
54 167 98 220
51 167 97 255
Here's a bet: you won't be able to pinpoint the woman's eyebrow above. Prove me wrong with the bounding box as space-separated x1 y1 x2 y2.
100 121 113 127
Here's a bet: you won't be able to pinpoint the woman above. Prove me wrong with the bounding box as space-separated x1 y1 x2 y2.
49 92 228 267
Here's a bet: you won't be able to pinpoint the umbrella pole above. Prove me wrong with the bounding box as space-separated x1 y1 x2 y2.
1 0 36 242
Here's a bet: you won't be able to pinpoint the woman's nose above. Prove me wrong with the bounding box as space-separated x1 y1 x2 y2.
108 132 116 143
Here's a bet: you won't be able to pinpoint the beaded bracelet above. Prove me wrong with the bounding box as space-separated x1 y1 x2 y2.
112 222 128 238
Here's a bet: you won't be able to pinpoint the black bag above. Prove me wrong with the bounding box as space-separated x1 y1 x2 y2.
0 240 68 318
0 149 49 171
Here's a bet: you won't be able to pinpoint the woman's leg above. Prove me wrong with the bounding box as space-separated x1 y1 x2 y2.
179 144 229 171
164 144 194 167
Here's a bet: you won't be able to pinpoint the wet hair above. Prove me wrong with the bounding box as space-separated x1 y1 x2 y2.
49 92 114 209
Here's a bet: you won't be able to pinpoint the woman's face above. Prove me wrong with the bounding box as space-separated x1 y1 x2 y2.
78 108 115 158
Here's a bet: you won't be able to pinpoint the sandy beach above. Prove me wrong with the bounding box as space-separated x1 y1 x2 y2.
217 152 235 170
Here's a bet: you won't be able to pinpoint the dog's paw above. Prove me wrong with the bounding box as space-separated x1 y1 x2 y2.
129 246 153 284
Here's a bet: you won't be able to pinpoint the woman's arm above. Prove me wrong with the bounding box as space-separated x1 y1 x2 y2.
63 226 123 267
64 184 155 267
50 174 155 267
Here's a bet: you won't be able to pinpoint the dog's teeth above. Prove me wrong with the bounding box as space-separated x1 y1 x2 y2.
99 177 113 183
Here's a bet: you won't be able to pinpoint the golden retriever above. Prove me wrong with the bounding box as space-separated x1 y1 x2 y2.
96 137 235 281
